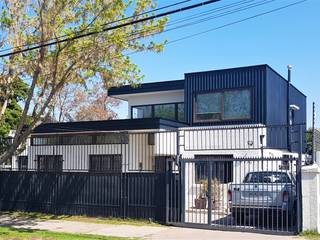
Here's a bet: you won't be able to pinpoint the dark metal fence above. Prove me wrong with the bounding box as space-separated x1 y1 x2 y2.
0 124 304 231
0 171 166 222
167 157 299 234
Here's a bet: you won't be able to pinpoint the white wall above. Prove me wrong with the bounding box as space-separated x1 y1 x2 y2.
125 90 184 117
302 165 320 232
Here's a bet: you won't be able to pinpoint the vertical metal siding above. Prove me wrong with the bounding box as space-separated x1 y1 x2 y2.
184 65 267 126
265 66 306 151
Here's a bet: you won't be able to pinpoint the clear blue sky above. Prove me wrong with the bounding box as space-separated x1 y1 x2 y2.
116 0 319 128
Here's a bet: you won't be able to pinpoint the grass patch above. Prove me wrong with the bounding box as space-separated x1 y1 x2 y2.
300 230 320 239
0 226 138 240
0 211 162 227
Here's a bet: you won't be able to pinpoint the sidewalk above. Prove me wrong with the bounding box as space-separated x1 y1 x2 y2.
0 215 299 240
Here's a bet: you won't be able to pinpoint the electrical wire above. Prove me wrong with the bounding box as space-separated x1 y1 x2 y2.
0 0 192 55
0 0 221 58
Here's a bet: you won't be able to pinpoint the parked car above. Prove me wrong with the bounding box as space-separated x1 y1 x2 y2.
228 171 296 225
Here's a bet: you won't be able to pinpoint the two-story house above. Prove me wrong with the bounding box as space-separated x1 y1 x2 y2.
15 64 306 173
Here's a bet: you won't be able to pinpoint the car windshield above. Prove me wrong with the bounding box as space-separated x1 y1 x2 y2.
243 172 291 183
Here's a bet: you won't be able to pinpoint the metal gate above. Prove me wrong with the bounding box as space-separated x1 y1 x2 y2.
166 157 301 234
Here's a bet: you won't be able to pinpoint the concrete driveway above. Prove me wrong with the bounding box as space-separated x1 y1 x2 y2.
0 215 299 240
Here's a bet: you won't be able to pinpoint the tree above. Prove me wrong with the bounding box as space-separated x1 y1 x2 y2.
0 78 28 155
51 83 119 122
0 0 168 164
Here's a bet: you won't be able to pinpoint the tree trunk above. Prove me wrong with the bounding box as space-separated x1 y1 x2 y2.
0 99 8 120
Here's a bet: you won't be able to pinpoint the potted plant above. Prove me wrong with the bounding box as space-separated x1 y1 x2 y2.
194 179 207 209
212 177 222 210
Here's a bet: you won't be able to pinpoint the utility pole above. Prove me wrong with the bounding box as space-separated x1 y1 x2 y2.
312 102 316 163
287 65 292 152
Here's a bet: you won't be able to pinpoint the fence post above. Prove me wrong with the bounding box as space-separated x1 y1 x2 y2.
207 161 212 226
165 158 170 224
181 159 185 223
297 124 303 233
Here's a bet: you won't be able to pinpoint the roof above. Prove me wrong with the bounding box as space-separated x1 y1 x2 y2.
108 79 184 96
32 118 188 135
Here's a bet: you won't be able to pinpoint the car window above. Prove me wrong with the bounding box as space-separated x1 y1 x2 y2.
244 172 291 183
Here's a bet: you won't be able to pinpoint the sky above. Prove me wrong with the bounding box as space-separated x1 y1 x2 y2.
115 0 320 127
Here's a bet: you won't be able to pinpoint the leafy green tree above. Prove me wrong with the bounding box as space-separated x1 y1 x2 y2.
0 78 28 154
0 0 168 163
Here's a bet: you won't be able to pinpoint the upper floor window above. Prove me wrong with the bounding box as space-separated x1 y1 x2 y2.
194 89 251 122
132 105 152 119
154 104 175 120
131 102 185 122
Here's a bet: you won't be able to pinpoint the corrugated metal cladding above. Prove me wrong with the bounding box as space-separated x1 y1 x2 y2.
184 65 267 126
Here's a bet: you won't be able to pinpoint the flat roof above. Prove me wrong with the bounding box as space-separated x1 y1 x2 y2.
32 118 188 135
108 79 184 96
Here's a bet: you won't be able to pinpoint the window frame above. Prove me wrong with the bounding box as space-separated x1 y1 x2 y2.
193 88 253 123
31 133 129 146
17 156 28 171
131 102 185 123
37 155 63 172
89 154 122 173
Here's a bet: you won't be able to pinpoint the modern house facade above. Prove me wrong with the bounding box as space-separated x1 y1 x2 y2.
12 64 306 173
1 64 307 233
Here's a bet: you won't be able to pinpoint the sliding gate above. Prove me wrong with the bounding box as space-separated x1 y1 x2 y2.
166 157 301 234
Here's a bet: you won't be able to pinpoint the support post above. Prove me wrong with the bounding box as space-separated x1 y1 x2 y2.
297 125 303 233
207 161 212 225
313 102 316 163
287 65 292 152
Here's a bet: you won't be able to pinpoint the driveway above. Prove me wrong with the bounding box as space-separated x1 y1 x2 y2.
0 215 299 240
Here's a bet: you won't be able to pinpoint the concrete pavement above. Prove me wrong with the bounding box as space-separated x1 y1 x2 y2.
0 215 299 240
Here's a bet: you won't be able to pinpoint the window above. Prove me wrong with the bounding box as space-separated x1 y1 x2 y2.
32 133 128 146
37 155 63 172
96 133 129 144
194 89 251 122
89 155 122 173
195 155 233 183
224 89 251 120
177 103 185 122
244 172 291 183
132 106 152 119
154 104 175 120
62 135 93 145
131 103 185 122
18 156 28 170
32 136 59 145
195 92 222 121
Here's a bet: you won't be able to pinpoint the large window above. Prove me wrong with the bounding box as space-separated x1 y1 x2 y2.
194 89 251 122
154 104 175 120
132 105 152 119
89 155 122 173
131 102 185 122
37 155 63 172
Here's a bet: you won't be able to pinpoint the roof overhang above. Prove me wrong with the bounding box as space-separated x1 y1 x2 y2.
32 118 188 135
108 80 185 100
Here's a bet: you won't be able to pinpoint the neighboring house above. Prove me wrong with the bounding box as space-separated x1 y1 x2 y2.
13 64 306 173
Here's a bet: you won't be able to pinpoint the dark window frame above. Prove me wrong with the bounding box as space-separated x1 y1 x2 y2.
37 155 63 172
131 102 185 123
31 133 129 146
89 154 122 173
193 88 253 123
17 156 28 171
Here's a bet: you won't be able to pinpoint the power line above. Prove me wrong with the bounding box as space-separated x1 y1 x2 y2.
0 0 192 55
0 0 221 58
48 0 277 59
129 0 308 54
43 0 271 58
